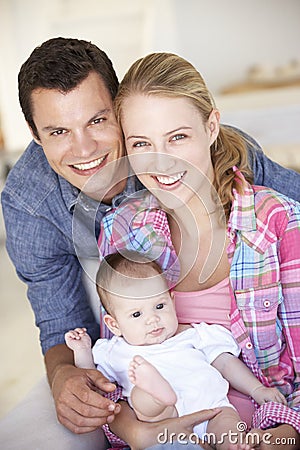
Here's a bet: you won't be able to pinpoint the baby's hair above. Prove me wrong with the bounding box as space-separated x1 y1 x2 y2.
96 251 163 314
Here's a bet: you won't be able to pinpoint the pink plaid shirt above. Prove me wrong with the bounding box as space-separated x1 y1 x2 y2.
227 169 300 411
99 169 300 444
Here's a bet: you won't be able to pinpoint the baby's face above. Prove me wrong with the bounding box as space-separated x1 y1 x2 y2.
109 275 178 346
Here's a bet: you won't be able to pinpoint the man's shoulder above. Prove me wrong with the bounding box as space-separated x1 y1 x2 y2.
2 141 60 214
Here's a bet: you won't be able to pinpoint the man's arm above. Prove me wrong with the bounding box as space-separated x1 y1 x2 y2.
1 194 119 433
232 124 300 202
45 344 120 433
250 145 300 202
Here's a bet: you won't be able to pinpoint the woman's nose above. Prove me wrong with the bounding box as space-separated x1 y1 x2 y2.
153 152 177 173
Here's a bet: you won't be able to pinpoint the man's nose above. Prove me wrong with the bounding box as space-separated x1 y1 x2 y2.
71 131 97 158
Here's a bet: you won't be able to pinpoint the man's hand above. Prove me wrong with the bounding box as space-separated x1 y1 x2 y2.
51 363 121 434
110 400 220 449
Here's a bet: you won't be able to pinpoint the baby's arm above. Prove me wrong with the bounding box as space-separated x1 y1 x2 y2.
64 327 95 369
212 353 287 405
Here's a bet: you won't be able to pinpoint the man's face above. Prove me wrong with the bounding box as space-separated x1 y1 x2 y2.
30 72 127 202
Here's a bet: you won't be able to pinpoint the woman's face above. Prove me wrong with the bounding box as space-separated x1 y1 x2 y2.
121 93 220 211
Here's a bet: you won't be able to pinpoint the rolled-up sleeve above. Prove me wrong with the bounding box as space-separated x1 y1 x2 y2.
2 191 99 354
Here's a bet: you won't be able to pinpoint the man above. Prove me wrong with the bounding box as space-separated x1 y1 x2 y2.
1 37 300 450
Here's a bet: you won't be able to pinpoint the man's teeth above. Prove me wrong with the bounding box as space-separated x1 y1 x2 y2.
156 172 185 185
73 156 105 171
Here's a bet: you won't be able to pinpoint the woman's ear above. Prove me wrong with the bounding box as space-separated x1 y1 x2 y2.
103 314 122 336
207 109 220 146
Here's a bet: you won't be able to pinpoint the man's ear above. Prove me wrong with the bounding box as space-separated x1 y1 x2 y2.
27 122 41 145
207 109 220 146
103 314 122 336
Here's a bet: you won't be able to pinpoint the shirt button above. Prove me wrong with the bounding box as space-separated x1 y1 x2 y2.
230 231 235 239
246 342 253 350
263 299 271 308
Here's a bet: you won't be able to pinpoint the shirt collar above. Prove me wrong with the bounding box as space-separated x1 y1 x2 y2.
228 167 282 254
58 176 80 212
228 167 257 233
60 170 141 213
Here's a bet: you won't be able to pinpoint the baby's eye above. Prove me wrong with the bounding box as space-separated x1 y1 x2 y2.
156 303 164 310
132 311 141 318
171 134 185 141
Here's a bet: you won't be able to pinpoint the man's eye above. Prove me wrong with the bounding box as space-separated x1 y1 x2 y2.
51 129 66 136
132 311 141 318
92 118 104 125
156 303 164 310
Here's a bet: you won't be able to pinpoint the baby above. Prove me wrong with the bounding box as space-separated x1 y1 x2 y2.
65 252 286 450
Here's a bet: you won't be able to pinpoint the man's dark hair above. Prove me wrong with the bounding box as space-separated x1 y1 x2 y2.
18 37 119 139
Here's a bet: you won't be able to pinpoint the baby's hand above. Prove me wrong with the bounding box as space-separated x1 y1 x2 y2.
251 385 287 405
64 327 92 351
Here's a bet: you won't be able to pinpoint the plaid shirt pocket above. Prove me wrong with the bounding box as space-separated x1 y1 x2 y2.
235 283 283 364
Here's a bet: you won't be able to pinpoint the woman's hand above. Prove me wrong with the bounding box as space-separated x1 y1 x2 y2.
110 400 220 450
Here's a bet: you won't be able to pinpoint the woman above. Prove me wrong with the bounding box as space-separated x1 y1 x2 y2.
102 53 300 449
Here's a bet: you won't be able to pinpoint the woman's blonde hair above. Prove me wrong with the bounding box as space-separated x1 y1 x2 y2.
115 52 254 220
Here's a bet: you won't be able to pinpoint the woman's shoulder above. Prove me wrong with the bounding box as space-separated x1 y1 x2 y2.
253 185 300 233
105 190 161 220
253 185 298 212
104 190 169 237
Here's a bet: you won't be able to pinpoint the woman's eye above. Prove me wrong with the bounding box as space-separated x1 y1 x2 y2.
156 303 164 310
171 134 185 141
133 141 148 148
132 311 141 318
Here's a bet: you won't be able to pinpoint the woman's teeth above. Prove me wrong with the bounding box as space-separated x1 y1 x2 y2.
73 156 106 171
156 172 185 185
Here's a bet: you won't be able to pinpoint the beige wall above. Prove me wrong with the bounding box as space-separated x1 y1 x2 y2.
0 0 300 153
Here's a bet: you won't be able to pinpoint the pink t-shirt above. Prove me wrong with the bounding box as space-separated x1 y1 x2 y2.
174 278 255 427
174 277 231 329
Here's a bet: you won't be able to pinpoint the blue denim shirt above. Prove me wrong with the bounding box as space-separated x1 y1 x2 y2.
1 132 300 354
1 141 143 353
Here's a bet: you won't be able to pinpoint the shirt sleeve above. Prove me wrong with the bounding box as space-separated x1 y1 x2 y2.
92 339 117 382
251 148 300 202
192 322 240 364
1 193 99 354
98 192 180 287
225 124 300 202
277 203 300 407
